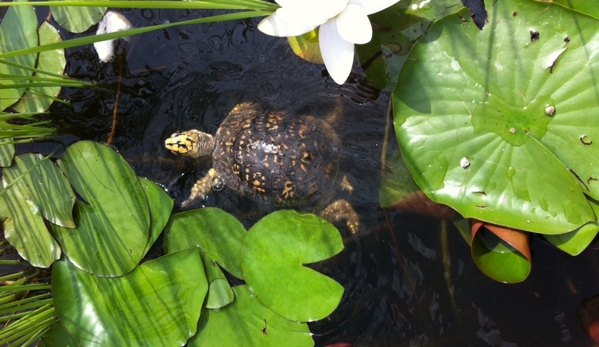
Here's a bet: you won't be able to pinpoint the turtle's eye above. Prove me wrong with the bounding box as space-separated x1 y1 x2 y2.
212 177 225 191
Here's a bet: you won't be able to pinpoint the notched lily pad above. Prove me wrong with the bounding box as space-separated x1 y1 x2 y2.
241 210 344 322
52 141 150 277
393 0 599 234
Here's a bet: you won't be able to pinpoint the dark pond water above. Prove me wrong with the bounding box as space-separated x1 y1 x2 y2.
18 7 599 347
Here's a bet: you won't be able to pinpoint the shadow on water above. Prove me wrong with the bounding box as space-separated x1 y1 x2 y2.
17 8 599 347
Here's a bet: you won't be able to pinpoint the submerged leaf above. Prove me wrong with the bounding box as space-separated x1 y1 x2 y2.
189 285 313 347
52 249 207 347
241 210 344 322
52 141 150 277
393 0 599 234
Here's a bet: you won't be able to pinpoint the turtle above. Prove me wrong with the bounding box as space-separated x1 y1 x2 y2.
164 101 359 233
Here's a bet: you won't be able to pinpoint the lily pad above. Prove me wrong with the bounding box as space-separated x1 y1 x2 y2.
51 3 106 34
548 0 599 19
393 0 599 234
0 138 15 167
52 248 207 347
13 20 66 114
139 177 173 256
544 198 599 255
241 210 344 322
0 0 37 110
0 153 75 267
189 285 313 347
164 207 247 279
52 141 150 277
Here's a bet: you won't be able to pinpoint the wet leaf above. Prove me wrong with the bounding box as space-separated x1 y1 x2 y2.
189 285 313 347
51 3 106 34
13 21 66 114
40 321 79 347
546 0 599 19
0 0 37 110
393 0 599 234
164 207 246 279
139 177 173 256
241 210 344 322
52 141 150 277
471 220 531 283
544 198 599 255
0 153 76 268
380 150 457 219
52 249 207 347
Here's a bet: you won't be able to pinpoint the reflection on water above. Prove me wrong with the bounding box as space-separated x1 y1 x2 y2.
28 8 599 347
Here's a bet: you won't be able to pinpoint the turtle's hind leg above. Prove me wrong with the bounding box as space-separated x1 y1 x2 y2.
319 199 359 234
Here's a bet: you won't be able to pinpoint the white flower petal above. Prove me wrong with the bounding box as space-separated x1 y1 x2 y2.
319 20 355 84
258 12 317 37
350 0 400 15
335 5 372 44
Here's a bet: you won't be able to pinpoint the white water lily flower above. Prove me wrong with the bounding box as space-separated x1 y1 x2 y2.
258 0 400 84
94 11 132 63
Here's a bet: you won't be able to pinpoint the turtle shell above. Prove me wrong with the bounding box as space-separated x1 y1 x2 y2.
212 102 341 208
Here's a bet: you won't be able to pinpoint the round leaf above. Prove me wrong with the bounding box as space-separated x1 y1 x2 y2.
189 285 313 347
393 0 599 233
52 249 207 347
139 177 173 255
52 141 150 277
241 210 344 322
164 207 247 279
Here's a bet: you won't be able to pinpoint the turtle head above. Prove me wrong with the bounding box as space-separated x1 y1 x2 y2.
165 130 215 158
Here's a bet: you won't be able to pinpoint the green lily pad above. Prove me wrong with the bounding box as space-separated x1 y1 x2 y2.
40 321 79 347
189 285 313 347
0 0 37 110
52 248 207 347
548 0 599 19
51 3 106 34
13 20 66 114
52 141 150 277
241 210 344 322
0 153 76 267
164 208 247 279
393 0 599 234
139 177 173 255
0 138 15 167
544 198 599 255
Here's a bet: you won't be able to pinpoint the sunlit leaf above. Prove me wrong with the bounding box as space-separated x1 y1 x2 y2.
164 208 246 279
544 198 599 255
544 0 599 19
471 220 531 283
52 249 207 347
0 153 76 268
0 0 37 110
241 210 344 322
50 3 106 34
13 21 66 114
393 0 599 234
52 141 150 277
138 177 173 256
189 285 313 347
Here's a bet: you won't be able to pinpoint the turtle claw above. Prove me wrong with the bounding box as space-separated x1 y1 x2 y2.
319 198 360 234
181 168 220 208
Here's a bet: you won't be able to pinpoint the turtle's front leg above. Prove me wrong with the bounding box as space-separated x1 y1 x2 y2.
182 168 220 208
319 199 359 234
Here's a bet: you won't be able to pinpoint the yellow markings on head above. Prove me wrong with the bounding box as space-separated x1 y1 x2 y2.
165 134 194 155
